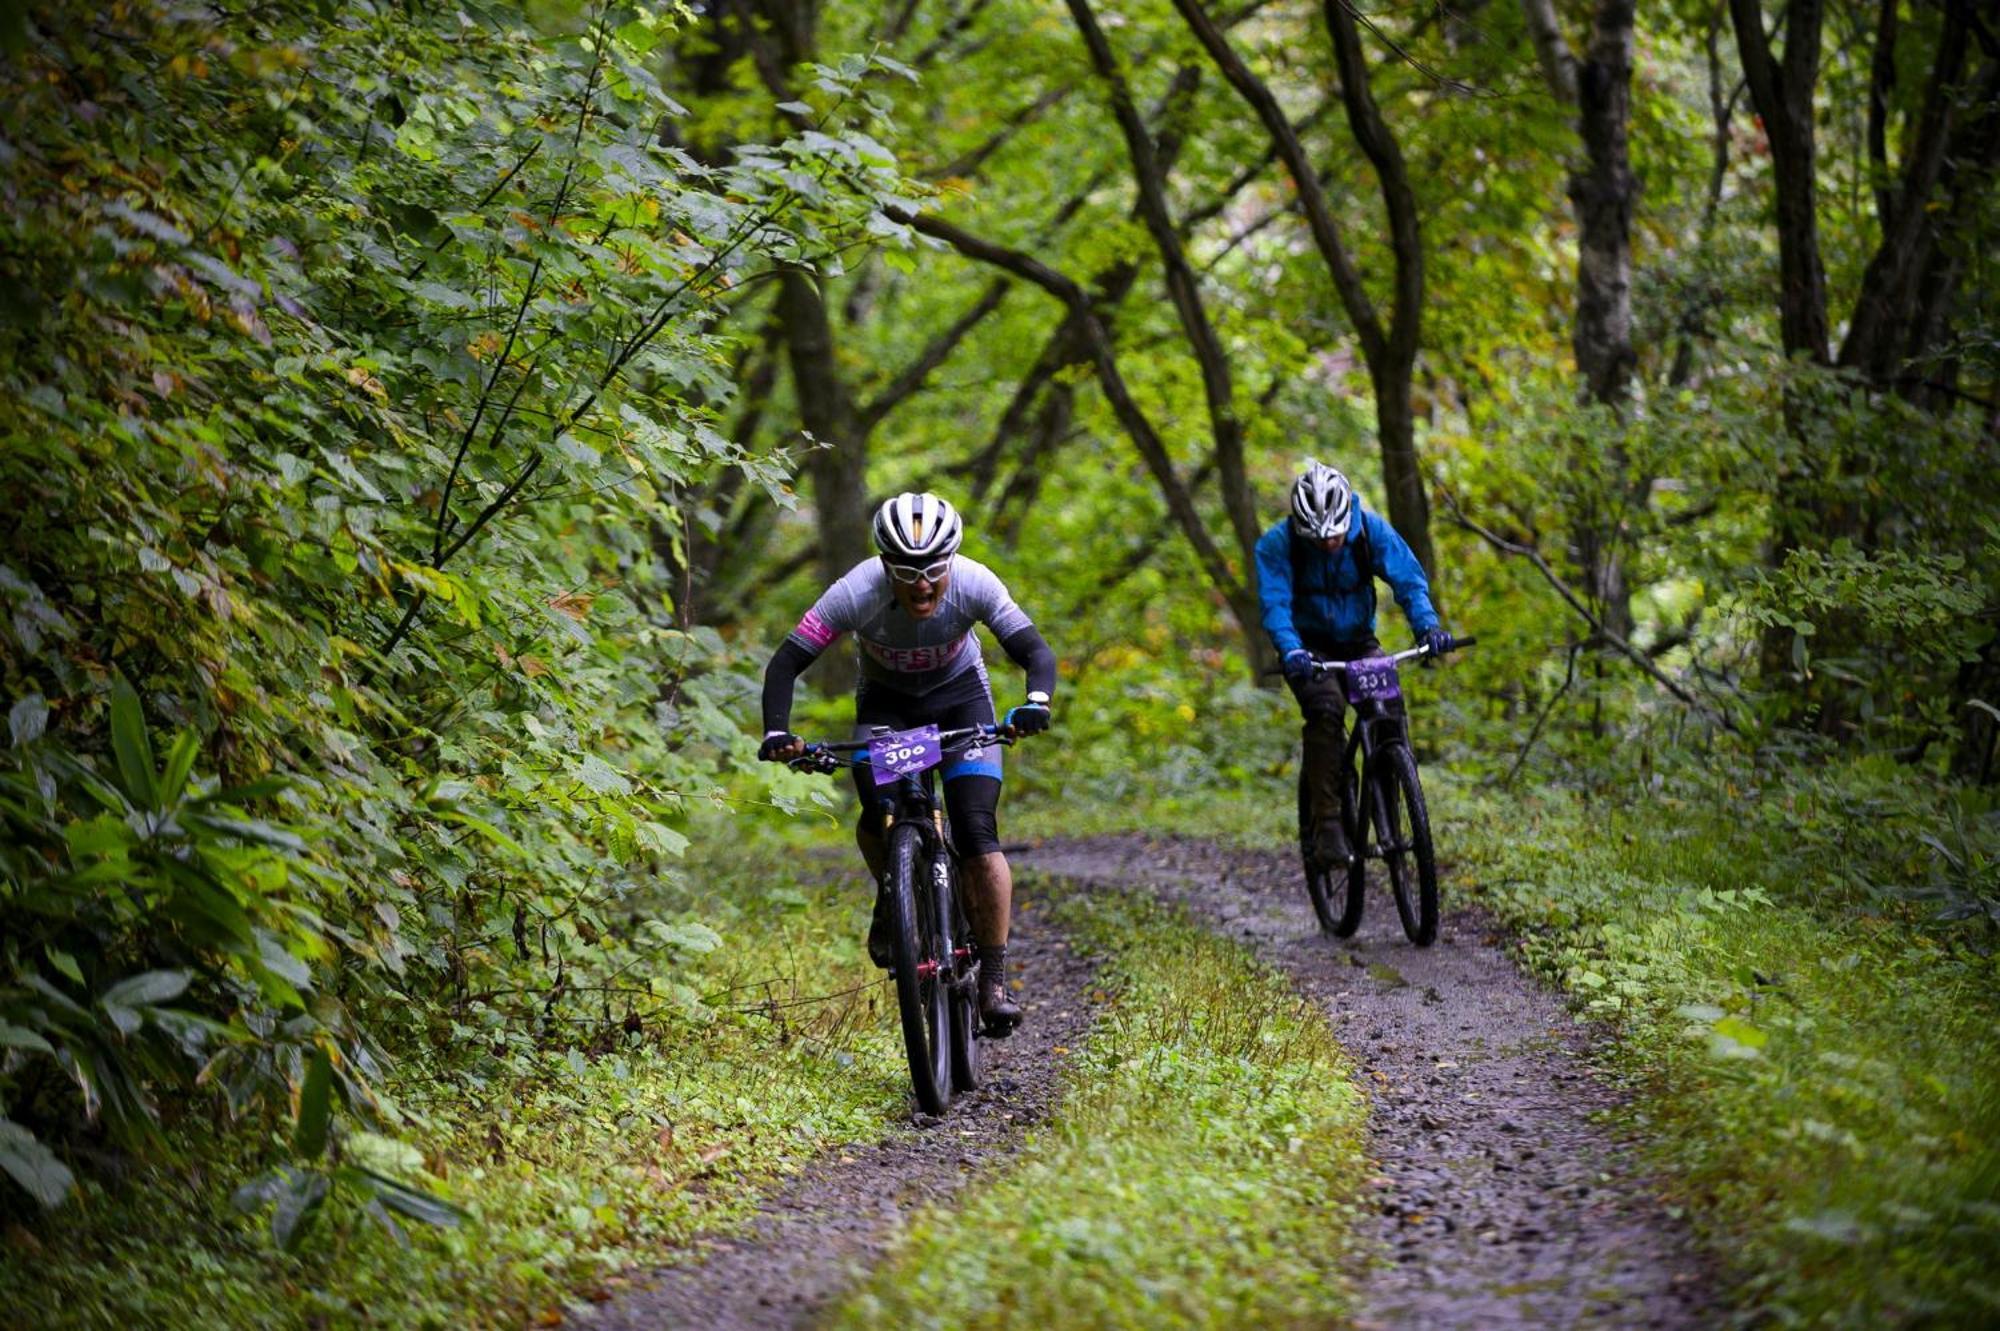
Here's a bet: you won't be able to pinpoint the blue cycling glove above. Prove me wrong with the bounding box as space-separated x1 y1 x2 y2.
1003 702 1051 736
1419 628 1455 658
1281 649 1315 682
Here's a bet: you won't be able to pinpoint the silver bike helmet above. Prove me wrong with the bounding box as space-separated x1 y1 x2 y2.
872 491 964 562
1290 463 1355 541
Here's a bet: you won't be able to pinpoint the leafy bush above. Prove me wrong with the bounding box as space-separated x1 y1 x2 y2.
0 0 921 1220
3 676 331 1208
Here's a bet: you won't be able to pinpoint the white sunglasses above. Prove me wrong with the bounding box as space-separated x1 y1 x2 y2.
883 555 953 584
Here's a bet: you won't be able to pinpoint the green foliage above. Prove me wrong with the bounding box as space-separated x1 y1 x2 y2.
0 831 906 1328
830 887 1368 1329
1737 543 1987 684
1450 763 2000 1326
5 0 2000 1319
2 672 332 1207
0 0 921 1225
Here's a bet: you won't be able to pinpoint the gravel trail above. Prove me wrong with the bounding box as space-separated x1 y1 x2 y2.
575 900 1097 1331
1013 834 1715 1330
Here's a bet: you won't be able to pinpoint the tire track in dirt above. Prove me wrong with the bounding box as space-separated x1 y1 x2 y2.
1014 834 1715 1330
574 901 1097 1331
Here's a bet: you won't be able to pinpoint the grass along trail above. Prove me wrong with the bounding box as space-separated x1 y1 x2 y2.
572 901 1099 1331
1013 835 1713 1328
570 833 1708 1329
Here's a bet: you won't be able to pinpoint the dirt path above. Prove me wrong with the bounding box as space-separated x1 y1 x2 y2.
575 902 1097 1331
1013 834 1715 1330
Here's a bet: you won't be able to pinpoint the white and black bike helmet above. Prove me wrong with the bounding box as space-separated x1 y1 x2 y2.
1290 462 1355 541
872 491 964 562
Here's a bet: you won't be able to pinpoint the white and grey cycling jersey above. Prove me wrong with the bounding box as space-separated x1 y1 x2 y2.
787 556 1034 695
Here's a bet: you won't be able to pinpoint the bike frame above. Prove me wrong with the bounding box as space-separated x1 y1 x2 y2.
1313 644 1429 846
792 724 1004 996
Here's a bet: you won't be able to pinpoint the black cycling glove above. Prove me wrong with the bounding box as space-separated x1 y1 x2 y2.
1003 702 1051 736
758 731 800 762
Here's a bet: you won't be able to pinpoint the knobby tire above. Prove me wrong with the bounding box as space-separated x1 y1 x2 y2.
1373 744 1439 946
941 853 982 1093
1299 763 1364 937
887 822 952 1115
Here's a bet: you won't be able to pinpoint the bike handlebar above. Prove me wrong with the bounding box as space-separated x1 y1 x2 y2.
1258 634 1479 678
1309 634 1478 675
783 724 1015 775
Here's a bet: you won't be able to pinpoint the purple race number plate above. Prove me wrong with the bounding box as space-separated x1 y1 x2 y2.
1344 657 1402 703
867 724 942 786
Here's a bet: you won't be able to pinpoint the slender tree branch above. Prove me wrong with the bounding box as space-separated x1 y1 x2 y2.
858 277 1012 430
1171 0 1384 364
436 255 543 562
1503 641 1582 786
892 206 1251 616
1435 478 1734 728
1067 0 1259 564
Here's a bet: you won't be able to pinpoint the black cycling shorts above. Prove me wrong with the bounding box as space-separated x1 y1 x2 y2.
847 670 1003 857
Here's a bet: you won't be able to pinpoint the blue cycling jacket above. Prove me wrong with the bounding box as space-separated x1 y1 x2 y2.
1255 504 1439 655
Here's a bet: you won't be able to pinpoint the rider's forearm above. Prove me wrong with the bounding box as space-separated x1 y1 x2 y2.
996 623 1057 698
1370 512 1440 634
760 639 819 733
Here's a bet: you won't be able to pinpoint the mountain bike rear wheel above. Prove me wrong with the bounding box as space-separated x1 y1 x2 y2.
1299 763 1364 937
887 822 952 1115
1371 744 1439 946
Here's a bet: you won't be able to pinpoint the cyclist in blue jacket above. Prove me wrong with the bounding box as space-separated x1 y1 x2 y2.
1257 462 1454 869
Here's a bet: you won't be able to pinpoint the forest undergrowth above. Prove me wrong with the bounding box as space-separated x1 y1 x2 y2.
0 834 907 1330
1455 769 2000 1328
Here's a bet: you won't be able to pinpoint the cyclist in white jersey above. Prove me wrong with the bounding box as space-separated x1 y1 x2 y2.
758 492 1056 1034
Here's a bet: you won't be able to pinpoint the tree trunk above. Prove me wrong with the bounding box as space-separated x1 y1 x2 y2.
1167 0 1434 574
1065 0 1262 570
1839 3 1984 381
779 269 867 689
1323 0 1434 576
1571 0 1638 412
1523 0 1639 642
1729 0 1831 365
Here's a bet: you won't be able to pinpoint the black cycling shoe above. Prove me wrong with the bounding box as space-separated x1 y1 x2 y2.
1306 818 1350 873
978 971 1022 1036
866 891 894 969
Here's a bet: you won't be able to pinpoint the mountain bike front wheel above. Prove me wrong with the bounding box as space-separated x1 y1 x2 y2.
940 854 983 1093
1299 763 1364 937
887 822 953 1115
1371 744 1439 946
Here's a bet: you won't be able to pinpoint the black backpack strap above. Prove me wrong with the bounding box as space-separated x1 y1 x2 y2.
1351 517 1379 625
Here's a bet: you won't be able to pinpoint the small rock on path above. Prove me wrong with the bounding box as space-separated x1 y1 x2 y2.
1014 834 1715 1330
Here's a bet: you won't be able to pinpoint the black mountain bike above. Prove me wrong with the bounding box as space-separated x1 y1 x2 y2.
789 723 1011 1117
1297 637 1474 946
